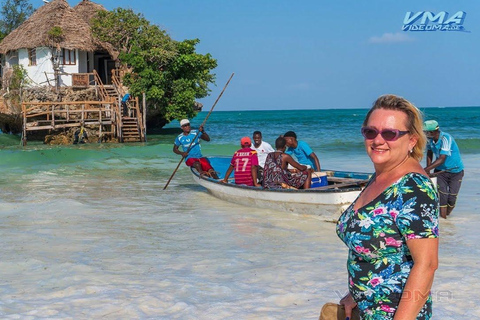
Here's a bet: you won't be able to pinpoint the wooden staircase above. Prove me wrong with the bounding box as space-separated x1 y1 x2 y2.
122 117 142 142
93 70 145 143
104 86 119 100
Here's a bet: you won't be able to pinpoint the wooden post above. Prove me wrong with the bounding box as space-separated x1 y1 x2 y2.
51 105 55 129
99 104 102 139
142 92 147 142
118 98 123 142
44 72 52 86
94 78 98 99
22 103 27 146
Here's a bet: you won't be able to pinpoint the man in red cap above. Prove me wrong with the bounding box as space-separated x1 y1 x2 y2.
222 137 260 187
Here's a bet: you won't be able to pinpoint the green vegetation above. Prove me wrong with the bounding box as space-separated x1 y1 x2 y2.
47 26 64 44
3 64 28 118
0 0 34 41
91 8 217 128
9 64 28 90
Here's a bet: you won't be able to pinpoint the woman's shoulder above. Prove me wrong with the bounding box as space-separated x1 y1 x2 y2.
397 160 430 183
398 172 437 197
402 171 431 183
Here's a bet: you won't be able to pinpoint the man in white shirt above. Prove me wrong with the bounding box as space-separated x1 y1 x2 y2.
251 131 274 183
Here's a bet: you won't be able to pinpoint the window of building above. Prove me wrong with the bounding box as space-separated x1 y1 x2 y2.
62 49 76 65
28 48 37 66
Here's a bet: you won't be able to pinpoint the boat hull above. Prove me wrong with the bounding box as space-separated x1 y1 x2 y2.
191 157 371 220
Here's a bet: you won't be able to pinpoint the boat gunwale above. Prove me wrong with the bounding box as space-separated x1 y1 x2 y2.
191 167 370 193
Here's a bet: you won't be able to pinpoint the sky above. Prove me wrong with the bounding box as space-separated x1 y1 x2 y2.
58 0 480 111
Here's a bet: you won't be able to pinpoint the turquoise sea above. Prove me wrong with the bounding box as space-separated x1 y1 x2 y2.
0 106 479 319
1 106 479 170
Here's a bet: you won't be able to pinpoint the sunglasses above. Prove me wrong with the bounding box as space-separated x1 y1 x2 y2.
361 127 409 141
181 124 191 127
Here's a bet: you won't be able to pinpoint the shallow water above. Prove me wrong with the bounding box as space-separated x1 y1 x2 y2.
1 107 479 319
0 145 478 319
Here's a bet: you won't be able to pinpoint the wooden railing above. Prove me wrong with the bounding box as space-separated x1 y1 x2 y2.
130 96 145 141
110 69 123 141
111 69 126 98
21 99 117 146
92 70 111 101
111 69 145 142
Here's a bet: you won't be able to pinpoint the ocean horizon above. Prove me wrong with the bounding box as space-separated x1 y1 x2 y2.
200 104 480 112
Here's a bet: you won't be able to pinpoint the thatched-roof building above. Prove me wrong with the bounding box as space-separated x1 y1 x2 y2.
0 0 118 87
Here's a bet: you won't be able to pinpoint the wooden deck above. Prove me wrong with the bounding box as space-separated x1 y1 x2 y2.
21 70 146 145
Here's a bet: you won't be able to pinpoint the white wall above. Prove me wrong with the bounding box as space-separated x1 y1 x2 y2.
6 48 89 87
19 47 55 86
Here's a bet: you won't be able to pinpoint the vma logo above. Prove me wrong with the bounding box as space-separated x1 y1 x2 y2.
402 11 469 32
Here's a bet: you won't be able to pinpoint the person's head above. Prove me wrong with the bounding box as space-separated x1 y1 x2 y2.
252 131 262 147
283 131 297 147
423 120 440 141
180 119 191 133
241 136 252 148
275 136 287 151
362 94 426 164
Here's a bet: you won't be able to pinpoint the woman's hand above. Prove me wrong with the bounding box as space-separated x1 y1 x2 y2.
298 164 307 171
340 293 357 319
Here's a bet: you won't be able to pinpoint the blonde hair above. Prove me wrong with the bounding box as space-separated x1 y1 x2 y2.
363 94 426 161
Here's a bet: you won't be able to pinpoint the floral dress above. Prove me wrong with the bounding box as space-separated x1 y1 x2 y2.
263 152 308 189
336 173 439 320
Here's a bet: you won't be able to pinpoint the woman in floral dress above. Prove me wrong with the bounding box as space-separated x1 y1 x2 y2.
263 136 311 189
337 95 439 320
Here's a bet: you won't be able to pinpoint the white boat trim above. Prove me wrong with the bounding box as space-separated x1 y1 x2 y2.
190 158 372 220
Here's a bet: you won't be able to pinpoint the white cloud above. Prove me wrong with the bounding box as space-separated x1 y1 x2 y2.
368 32 415 44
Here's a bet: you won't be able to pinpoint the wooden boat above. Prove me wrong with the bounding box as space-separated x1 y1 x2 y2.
191 157 372 220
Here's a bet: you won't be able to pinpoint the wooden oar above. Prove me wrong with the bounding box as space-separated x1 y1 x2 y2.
163 73 235 190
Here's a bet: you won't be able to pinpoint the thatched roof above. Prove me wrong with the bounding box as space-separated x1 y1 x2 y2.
73 0 106 26
73 0 119 59
0 0 115 57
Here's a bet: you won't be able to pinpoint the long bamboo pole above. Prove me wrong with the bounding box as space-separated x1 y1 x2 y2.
163 73 234 190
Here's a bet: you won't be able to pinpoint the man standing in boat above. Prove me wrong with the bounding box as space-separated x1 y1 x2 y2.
283 131 321 172
173 119 219 179
423 120 464 219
